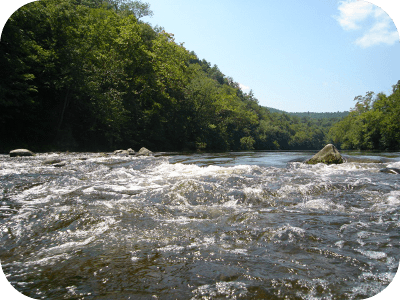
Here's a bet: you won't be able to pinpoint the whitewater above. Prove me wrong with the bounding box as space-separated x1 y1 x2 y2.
0 151 399 299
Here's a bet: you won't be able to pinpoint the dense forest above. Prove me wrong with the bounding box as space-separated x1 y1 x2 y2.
266 107 349 120
287 111 349 120
328 83 400 151
0 0 397 152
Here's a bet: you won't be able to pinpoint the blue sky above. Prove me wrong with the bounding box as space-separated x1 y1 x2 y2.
140 0 400 112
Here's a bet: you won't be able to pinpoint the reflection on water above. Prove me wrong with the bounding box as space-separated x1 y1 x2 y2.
0 151 399 299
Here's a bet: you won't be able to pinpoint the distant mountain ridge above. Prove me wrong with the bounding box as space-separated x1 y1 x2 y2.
266 107 349 119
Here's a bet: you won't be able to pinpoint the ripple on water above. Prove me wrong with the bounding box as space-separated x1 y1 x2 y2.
0 152 399 299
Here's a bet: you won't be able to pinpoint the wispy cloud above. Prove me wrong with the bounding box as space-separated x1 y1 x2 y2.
239 83 251 92
335 0 399 48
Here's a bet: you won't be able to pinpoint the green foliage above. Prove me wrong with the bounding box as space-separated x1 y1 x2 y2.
287 111 349 119
327 83 400 150
0 0 365 152
240 136 255 150
266 107 349 120
106 0 153 18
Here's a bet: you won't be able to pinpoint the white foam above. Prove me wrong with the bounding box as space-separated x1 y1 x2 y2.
386 191 400 205
387 161 400 168
243 187 265 202
222 198 238 207
25 253 71 266
230 248 247 255
45 236 96 255
163 216 192 224
150 162 253 180
356 249 387 260
40 217 117 256
298 199 345 211
158 245 185 252
335 240 345 249
82 187 95 193
192 281 248 298
371 190 400 212
359 271 394 282
131 256 140 262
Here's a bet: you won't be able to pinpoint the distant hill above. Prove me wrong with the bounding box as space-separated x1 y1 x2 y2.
266 107 349 119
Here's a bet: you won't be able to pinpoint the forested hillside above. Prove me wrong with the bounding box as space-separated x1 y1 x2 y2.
0 0 355 152
328 83 400 150
288 111 349 119
266 107 349 120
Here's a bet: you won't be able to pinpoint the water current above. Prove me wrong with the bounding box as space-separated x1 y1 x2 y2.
0 151 399 299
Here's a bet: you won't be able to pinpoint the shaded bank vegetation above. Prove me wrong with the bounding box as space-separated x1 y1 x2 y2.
0 0 396 152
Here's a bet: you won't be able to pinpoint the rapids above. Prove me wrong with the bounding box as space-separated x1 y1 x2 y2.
0 151 399 299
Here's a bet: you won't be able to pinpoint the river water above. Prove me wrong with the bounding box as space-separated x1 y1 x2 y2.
0 151 399 299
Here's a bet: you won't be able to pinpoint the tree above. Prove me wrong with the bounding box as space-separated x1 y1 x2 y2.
106 0 153 19
240 136 255 150
327 85 400 150
2 0 371 152
352 91 374 114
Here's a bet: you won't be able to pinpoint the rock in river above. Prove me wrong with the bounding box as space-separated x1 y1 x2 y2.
114 148 136 156
114 149 129 156
9 149 34 157
380 168 400 174
43 158 64 165
305 144 345 165
136 147 153 156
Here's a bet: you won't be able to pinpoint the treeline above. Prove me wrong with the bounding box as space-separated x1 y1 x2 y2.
1 0 344 152
327 82 400 151
288 111 349 119
266 107 349 120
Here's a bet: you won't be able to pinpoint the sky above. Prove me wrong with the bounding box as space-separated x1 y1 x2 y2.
1 1 400 113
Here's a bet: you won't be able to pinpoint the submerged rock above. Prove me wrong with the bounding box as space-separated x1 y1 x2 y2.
305 144 344 165
53 161 67 167
114 148 136 156
114 149 127 155
10 149 34 157
43 158 64 165
136 147 153 156
380 168 400 174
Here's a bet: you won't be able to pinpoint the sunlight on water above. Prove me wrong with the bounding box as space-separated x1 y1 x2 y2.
0 151 399 299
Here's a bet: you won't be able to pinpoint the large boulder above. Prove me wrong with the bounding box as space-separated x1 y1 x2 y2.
305 144 345 165
136 147 153 156
9 149 34 157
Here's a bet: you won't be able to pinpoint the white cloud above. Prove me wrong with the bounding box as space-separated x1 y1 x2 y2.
336 0 374 30
239 83 251 92
335 0 399 47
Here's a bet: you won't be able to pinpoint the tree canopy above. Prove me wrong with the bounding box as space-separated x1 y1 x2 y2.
327 81 400 150
1 0 393 152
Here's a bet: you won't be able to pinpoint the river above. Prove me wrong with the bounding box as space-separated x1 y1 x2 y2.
0 151 399 299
